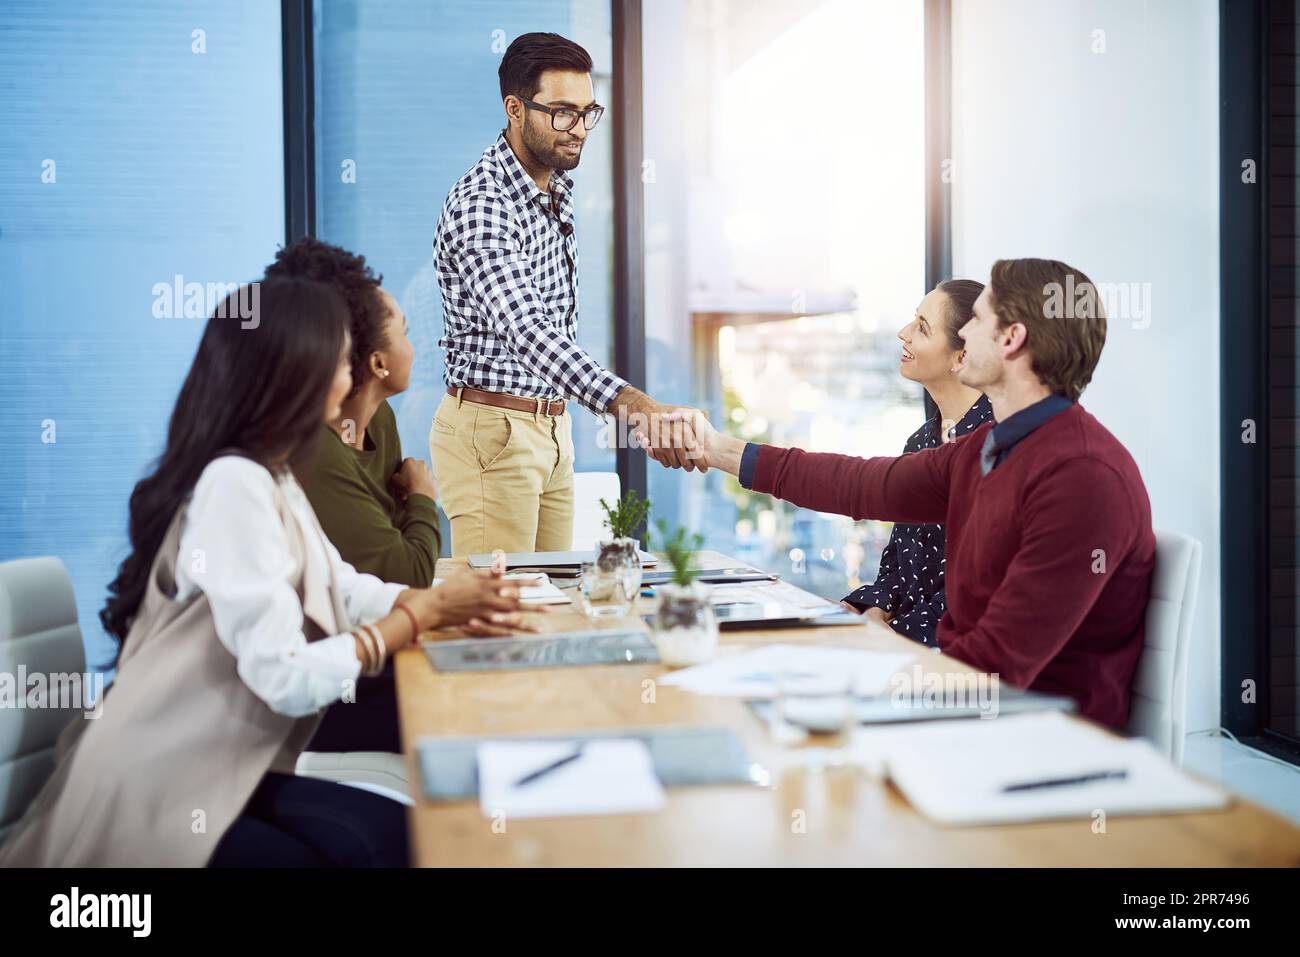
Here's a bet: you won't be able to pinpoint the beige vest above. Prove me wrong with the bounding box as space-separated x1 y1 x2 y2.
0 474 350 867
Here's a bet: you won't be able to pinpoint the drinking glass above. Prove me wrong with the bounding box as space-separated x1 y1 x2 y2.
579 560 636 618
772 668 857 764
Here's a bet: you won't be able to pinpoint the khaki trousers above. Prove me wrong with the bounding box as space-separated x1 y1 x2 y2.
429 391 574 557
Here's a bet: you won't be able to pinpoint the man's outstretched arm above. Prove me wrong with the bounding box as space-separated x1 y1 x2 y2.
646 409 957 525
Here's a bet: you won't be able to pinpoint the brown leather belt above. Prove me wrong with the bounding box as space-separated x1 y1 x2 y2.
448 385 566 417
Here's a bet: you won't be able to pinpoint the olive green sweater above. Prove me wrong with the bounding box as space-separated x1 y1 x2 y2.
301 401 441 587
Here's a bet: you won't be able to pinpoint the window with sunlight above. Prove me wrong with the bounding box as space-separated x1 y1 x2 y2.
643 0 926 599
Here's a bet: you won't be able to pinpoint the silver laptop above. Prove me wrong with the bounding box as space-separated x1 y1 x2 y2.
467 549 659 570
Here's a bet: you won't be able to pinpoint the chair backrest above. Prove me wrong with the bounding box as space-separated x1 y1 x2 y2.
571 471 622 552
1128 530 1202 765
0 557 88 843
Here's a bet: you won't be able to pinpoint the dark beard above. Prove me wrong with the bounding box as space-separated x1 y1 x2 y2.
522 121 582 171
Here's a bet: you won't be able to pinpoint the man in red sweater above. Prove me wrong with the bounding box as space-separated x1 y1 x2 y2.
651 258 1155 728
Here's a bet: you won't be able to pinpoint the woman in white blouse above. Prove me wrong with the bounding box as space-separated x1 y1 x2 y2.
0 277 533 867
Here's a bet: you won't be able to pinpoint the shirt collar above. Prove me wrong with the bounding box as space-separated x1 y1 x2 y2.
492 130 573 208
990 393 1073 454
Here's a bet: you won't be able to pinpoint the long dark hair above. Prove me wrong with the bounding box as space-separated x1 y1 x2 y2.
101 276 350 644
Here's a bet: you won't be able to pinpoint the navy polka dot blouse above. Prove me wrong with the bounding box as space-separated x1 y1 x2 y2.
842 394 994 647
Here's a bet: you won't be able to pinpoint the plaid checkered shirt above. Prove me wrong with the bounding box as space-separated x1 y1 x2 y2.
433 131 626 415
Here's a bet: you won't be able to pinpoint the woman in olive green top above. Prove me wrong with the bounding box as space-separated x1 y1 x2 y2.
267 238 441 586
305 376 441 587
265 238 538 753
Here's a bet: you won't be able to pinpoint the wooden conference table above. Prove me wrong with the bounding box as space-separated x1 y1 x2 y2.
395 551 1300 867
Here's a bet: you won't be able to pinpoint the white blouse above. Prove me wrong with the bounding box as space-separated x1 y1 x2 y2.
173 455 405 718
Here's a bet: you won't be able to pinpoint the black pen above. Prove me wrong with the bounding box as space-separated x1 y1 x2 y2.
512 743 585 788
1002 769 1128 793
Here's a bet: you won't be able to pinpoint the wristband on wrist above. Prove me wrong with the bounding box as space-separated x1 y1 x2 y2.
352 628 376 675
394 600 421 641
361 623 387 677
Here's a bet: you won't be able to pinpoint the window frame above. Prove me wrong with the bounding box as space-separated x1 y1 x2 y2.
1220 0 1300 764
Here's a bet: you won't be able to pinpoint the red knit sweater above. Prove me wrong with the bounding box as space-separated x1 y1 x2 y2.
751 404 1155 728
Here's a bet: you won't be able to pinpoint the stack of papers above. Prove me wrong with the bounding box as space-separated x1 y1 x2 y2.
476 738 666 819
706 583 831 612
431 574 571 605
503 572 571 605
659 644 916 698
851 710 1229 825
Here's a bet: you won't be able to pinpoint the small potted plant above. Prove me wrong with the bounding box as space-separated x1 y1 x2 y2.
596 488 650 581
646 521 717 667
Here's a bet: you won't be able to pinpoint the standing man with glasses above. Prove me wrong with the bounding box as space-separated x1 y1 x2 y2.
432 31 696 557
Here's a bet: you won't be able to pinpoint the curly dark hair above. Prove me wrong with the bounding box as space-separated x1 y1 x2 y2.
264 237 387 399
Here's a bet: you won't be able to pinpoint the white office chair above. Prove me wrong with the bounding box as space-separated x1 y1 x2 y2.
1127 529 1202 766
571 471 622 551
0 557 89 845
295 750 413 805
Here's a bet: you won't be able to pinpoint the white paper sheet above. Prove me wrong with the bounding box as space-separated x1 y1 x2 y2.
658 644 916 698
503 573 571 605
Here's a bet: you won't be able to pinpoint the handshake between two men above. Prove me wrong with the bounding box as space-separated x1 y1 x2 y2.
605 385 738 474
630 406 739 476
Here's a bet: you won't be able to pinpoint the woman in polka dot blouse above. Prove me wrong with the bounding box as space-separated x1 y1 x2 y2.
840 280 993 647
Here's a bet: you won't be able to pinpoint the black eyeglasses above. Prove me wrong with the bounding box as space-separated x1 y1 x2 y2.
520 98 605 132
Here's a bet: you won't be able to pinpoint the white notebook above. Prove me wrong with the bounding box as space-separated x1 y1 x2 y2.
852 711 1229 826
477 739 666 820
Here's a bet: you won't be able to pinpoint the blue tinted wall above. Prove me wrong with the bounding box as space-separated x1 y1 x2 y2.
0 1 285 671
